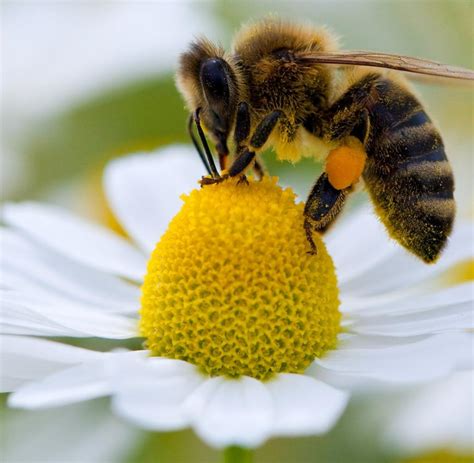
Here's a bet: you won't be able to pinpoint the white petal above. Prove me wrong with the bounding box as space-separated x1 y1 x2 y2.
0 323 70 337
8 363 111 409
342 281 473 316
8 350 144 409
1 229 140 314
350 300 473 336
104 146 205 253
347 282 474 336
326 206 398 284
335 332 429 350
2 400 139 463
385 370 474 454
0 335 100 392
314 332 473 384
339 221 473 297
1 292 138 339
184 376 273 449
2 202 146 280
266 373 348 436
112 357 204 431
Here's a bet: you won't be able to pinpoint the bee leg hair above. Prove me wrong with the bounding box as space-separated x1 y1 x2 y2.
304 173 349 252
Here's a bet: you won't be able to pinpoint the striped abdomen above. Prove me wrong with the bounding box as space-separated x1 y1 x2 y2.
363 78 455 263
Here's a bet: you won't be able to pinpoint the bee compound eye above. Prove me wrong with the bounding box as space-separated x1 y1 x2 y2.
200 58 230 104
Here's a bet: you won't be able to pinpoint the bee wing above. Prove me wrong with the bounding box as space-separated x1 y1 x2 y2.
299 51 474 81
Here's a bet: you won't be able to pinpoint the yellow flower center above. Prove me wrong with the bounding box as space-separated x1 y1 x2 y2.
140 177 340 380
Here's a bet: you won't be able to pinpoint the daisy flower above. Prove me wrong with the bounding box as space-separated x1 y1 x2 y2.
1 145 472 453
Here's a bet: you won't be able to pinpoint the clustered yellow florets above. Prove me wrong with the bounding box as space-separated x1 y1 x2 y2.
140 176 340 380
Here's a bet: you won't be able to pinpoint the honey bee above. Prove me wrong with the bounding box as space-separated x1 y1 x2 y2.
176 18 473 263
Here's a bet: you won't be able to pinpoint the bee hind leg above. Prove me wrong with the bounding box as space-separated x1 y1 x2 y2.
304 173 350 253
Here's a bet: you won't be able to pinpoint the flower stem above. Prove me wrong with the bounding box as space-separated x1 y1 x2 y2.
222 446 254 463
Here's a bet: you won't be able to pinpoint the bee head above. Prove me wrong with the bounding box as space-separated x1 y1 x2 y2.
176 39 242 153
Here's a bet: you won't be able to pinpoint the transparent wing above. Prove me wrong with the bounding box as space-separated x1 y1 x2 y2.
299 51 474 81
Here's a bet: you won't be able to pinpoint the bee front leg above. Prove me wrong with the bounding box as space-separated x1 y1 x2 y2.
226 110 282 181
201 109 282 186
199 148 255 186
304 173 350 254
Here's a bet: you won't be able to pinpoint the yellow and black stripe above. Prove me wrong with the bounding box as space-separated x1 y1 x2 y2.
363 78 455 263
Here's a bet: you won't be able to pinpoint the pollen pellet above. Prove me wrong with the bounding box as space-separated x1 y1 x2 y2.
140 177 340 380
326 142 367 190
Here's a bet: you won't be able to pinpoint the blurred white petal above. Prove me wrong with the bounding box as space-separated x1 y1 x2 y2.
326 206 398 284
2 400 140 463
385 370 474 454
8 351 144 409
0 336 101 392
9 364 112 409
2 202 146 281
104 146 206 253
340 221 472 297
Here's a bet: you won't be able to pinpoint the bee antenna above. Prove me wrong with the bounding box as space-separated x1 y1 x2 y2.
193 108 220 178
187 113 212 176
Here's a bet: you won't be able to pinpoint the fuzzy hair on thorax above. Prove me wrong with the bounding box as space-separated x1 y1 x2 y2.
176 18 343 162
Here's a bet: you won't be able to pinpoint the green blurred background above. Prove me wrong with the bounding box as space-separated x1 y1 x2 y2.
1 1 473 462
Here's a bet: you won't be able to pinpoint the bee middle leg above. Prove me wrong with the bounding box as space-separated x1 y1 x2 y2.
304 173 350 254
